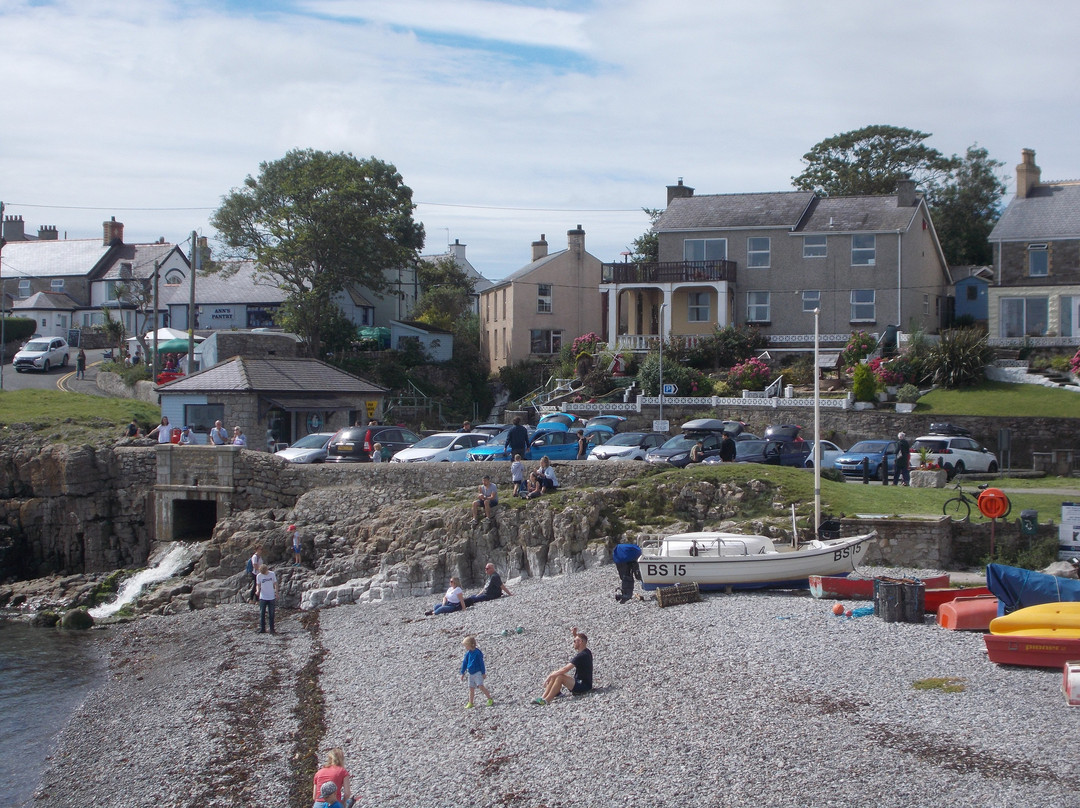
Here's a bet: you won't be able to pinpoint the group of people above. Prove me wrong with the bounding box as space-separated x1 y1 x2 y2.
426 562 513 614
134 416 247 446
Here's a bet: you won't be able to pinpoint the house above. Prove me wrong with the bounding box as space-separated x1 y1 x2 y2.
1 215 189 338
162 260 285 331
987 149 1080 343
479 226 603 373
417 238 493 317
602 179 951 354
952 266 991 326
390 320 453 362
156 355 387 447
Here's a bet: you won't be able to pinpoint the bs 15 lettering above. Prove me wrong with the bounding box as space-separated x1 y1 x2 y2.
645 563 687 578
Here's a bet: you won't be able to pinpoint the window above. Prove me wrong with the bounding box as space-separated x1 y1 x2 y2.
1062 296 1074 338
803 235 827 258
530 329 562 354
18 279 30 298
923 294 930 315
852 234 876 266
802 290 820 312
851 290 875 321
537 283 552 314
966 285 978 301
746 291 770 323
164 270 184 285
50 279 65 292
683 238 727 262
747 237 770 268
1029 244 1048 277
104 280 120 301
687 291 710 322
1000 297 1049 338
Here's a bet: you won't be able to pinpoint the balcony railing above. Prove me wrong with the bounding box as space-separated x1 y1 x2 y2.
601 259 737 285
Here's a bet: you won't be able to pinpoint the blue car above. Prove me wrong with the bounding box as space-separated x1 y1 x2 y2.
833 439 900 481
467 424 615 462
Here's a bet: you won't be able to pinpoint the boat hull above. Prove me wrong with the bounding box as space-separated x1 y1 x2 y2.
809 574 950 601
924 586 992 614
640 533 874 591
988 602 1080 638
937 595 998 631
983 634 1080 668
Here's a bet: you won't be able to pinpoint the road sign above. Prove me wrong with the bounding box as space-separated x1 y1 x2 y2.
653 419 670 433
662 383 678 395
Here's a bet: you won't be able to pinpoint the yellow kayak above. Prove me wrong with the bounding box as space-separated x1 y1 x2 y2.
989 602 1080 638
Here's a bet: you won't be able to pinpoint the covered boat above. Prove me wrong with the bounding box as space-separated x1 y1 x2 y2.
986 563 1080 616
638 531 875 591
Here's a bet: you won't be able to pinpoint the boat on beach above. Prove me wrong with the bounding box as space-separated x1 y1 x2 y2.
924 586 992 614
983 634 1080 668
809 573 950 601
986 563 1080 616
937 595 999 631
638 531 875 591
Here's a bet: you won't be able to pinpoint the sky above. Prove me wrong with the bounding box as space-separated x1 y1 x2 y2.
2 0 1080 281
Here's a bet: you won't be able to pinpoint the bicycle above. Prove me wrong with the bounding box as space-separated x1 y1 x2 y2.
942 481 1011 520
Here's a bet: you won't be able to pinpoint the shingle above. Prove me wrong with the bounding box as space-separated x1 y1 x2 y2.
989 183 1080 242
655 192 816 231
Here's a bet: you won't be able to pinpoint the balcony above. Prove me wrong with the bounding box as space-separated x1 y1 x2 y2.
601 259 737 285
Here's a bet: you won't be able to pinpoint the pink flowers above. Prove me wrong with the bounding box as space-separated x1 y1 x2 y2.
572 332 602 355
728 357 771 390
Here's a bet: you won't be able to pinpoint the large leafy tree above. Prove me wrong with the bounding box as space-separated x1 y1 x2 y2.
927 145 1006 266
412 255 475 331
210 149 425 356
792 125 960 197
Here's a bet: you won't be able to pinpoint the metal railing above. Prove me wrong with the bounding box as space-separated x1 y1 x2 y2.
600 259 737 285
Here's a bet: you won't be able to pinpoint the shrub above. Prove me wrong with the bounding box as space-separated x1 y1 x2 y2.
869 357 904 387
851 363 876 402
840 331 877 370
923 327 994 388
711 379 734 397
1072 348 1080 376
727 357 772 391
896 384 921 404
635 351 709 396
686 324 767 370
779 355 814 387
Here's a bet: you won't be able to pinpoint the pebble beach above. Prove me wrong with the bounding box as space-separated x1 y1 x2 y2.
31 565 1080 808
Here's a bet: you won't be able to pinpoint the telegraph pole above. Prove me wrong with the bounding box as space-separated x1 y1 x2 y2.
152 260 160 381
0 200 6 392
187 231 197 369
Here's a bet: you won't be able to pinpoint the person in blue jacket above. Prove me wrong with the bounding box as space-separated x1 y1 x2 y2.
612 543 643 603
460 635 493 708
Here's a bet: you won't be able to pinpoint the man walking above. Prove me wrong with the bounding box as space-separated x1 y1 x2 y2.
894 431 911 487
504 416 529 459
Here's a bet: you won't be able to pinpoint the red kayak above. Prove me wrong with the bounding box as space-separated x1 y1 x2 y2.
924 586 992 614
984 634 1080 668
809 573 950 601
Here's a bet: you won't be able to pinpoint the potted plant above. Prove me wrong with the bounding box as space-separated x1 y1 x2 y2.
895 383 920 413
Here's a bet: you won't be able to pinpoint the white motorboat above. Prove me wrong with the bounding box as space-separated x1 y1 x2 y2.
637 531 875 591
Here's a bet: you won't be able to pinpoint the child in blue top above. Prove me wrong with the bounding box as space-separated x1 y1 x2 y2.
313 780 344 808
511 454 526 497
460 635 493 709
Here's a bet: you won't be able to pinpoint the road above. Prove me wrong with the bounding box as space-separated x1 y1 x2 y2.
0 348 112 396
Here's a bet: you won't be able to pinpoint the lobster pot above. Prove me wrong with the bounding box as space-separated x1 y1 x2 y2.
656 582 701 608
874 578 926 623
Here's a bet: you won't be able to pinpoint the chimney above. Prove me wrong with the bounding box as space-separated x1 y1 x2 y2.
531 234 548 262
450 238 467 262
896 178 917 207
567 224 585 255
3 215 26 242
666 178 695 206
1016 148 1041 199
37 225 59 241
103 216 124 246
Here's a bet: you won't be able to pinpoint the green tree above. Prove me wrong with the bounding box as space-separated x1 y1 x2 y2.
412 256 475 331
927 145 1006 266
793 125 959 197
628 208 662 263
210 149 425 357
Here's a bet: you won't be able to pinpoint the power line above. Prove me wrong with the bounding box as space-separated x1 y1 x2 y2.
6 200 647 214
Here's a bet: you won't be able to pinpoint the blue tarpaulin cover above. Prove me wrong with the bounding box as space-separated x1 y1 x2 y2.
986 563 1080 616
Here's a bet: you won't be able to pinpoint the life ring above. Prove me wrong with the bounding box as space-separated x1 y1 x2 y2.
977 487 1010 519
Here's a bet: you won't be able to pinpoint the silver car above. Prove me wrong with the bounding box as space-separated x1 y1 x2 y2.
274 432 335 463
14 336 69 372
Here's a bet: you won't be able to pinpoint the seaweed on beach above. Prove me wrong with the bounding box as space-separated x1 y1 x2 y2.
288 609 327 807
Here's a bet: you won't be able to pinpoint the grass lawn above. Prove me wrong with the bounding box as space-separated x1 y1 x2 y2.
914 381 1080 418
0 389 160 444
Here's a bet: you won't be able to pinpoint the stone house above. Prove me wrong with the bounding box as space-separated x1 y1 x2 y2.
156 355 387 447
602 179 951 355
480 226 603 373
987 149 1080 344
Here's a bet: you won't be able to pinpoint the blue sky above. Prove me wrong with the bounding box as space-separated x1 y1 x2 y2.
2 0 1080 280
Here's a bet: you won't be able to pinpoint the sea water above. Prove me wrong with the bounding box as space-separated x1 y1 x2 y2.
0 621 106 807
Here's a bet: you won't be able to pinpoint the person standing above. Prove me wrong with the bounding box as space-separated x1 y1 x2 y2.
146 416 172 444
370 442 383 462
210 420 228 445
719 433 737 463
460 420 473 433
75 348 87 380
894 431 911 487
460 635 494 708
510 454 526 497
289 524 302 566
464 562 513 606
256 562 277 634
504 416 529 459
232 427 246 446
612 543 642 603
576 430 589 460
689 439 705 463
533 627 592 705
248 545 264 602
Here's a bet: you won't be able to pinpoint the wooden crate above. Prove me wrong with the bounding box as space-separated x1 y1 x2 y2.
656 582 701 608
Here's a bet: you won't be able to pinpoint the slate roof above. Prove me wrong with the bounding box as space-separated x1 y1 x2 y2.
158 261 287 306
655 192 816 231
393 319 453 335
989 182 1080 242
98 243 187 280
799 195 922 233
157 356 386 394
488 250 567 290
2 238 113 277
12 291 80 311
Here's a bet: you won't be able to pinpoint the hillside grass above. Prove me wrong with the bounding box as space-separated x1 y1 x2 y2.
915 381 1080 418
0 389 160 444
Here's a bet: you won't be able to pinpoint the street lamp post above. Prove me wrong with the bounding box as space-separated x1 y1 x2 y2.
658 302 667 424
813 307 821 537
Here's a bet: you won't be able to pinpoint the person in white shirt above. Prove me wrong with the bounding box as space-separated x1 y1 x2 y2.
255 563 278 634
428 576 466 615
209 420 228 445
527 456 558 498
147 416 172 444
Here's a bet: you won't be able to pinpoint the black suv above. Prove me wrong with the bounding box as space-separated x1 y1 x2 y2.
325 425 421 462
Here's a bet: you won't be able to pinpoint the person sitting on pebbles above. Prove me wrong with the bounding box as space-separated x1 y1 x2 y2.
533 626 592 705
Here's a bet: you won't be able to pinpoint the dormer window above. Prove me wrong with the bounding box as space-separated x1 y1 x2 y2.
51 279 65 293
17 279 30 298
164 270 184 285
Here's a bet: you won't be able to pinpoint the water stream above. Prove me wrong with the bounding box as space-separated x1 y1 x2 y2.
88 542 201 619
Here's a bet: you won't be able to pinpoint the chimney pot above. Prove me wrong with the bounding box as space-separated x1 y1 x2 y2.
1016 149 1041 199
896 178 917 207
531 234 549 262
666 179 695 205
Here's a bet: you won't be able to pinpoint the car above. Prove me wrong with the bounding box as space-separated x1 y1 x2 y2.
645 419 745 467
273 432 335 464
390 432 491 462
909 434 999 477
14 336 69 372
802 440 845 469
587 431 668 461
325 424 421 462
470 423 509 437
584 415 627 434
535 412 586 433
703 439 768 464
702 437 811 466
833 439 899 482
468 425 603 462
